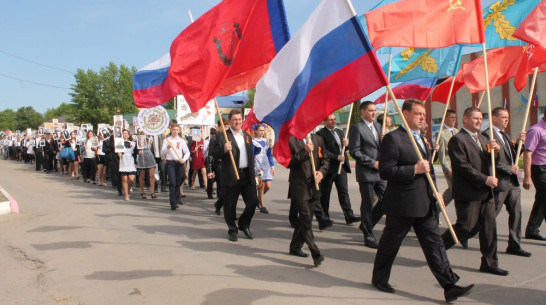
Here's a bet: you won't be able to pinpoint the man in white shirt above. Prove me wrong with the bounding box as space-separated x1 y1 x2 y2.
161 124 190 211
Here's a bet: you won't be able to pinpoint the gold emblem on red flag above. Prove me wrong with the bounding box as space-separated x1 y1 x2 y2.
447 0 467 11
213 22 242 66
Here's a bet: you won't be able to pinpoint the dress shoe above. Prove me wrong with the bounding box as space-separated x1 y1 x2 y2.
444 284 474 303
228 232 238 242
479 265 509 276
345 216 361 225
313 255 324 267
176 198 184 205
318 220 334 231
506 247 531 257
460 239 468 249
365 238 379 249
526 233 546 241
260 207 269 214
214 206 221 215
372 282 395 293
207 193 214 199
241 227 254 239
290 222 297 229
289 249 309 257
170 205 177 211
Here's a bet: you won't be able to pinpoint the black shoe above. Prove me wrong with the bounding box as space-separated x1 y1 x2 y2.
365 238 379 249
372 282 395 293
228 232 238 242
525 233 546 241
460 240 468 249
214 206 221 215
313 255 324 267
345 216 361 225
118 191 123 196
290 222 297 229
318 220 334 231
241 227 254 239
176 198 184 205
506 247 531 257
479 265 509 276
207 193 214 199
289 249 309 257
444 284 474 303
260 207 269 214
170 205 177 211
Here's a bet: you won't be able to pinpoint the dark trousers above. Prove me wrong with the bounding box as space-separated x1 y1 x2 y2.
214 176 224 210
289 196 329 227
319 170 356 221
358 181 386 239
442 196 499 268
494 184 523 250
166 160 185 207
290 197 321 259
82 158 96 181
373 211 459 288
222 169 258 234
109 161 121 194
155 157 167 189
35 149 42 170
526 165 546 234
43 151 54 172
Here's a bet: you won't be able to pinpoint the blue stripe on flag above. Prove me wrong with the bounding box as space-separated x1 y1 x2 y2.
267 0 291 52
132 67 169 90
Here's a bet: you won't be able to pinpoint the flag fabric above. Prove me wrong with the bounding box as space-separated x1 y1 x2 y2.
514 0 546 48
241 108 260 134
373 78 437 104
358 0 398 54
483 0 543 49
365 0 484 49
535 93 540 107
254 0 388 167
431 76 465 103
514 45 546 91
519 94 528 112
168 0 290 112
133 53 180 108
386 45 462 83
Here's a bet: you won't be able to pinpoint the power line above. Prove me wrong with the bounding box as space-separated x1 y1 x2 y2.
0 50 75 74
0 72 71 90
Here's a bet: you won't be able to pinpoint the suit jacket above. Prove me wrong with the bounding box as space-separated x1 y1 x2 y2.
438 126 458 174
449 129 496 202
212 129 256 187
379 127 437 218
288 135 330 202
482 128 519 192
349 120 383 182
316 127 351 174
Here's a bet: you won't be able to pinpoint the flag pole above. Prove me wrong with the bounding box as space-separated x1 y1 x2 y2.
337 103 354 174
214 98 240 180
381 53 393 134
306 135 320 190
431 77 457 162
386 85 459 244
481 43 495 177
515 67 539 165
476 91 486 108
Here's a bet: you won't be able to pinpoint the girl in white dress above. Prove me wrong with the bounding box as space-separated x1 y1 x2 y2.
118 129 137 201
252 124 275 214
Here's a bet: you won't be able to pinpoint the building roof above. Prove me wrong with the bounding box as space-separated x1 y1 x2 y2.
216 95 248 108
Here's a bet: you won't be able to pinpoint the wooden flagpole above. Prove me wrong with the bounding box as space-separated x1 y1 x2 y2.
337 103 354 174
515 67 539 165
431 76 457 162
214 98 240 180
381 53 393 133
481 43 495 177
476 91 486 108
306 135 320 190
386 85 459 244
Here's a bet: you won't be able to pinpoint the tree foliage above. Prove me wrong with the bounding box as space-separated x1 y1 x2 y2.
44 102 77 122
15 106 44 130
244 88 256 108
69 62 138 126
0 109 17 130
350 100 362 125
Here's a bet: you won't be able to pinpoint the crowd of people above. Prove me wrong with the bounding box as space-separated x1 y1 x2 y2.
2 102 546 303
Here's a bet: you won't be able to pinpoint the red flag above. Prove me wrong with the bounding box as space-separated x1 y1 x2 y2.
374 78 437 104
169 0 290 112
365 0 484 49
241 108 260 134
514 45 546 91
514 0 546 49
431 76 464 104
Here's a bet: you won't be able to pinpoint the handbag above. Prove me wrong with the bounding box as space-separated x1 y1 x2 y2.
61 147 75 161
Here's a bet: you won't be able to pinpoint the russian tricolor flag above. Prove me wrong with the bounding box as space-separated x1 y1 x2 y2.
254 0 387 167
132 53 179 108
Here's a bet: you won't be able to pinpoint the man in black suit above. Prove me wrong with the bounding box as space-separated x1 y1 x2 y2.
316 114 360 225
441 107 509 276
482 107 531 257
287 134 329 267
349 101 386 248
212 109 259 242
372 99 473 303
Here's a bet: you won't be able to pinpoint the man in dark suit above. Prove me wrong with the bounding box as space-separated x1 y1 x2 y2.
287 133 329 267
316 114 360 225
372 99 473 303
441 107 509 276
482 107 531 257
213 109 259 242
349 101 386 248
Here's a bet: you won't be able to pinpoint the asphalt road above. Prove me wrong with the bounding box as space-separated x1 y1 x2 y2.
1 159 545 305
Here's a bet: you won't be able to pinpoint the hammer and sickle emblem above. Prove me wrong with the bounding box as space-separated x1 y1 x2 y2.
447 0 466 12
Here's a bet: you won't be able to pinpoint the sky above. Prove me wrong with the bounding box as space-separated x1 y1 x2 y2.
0 0 496 114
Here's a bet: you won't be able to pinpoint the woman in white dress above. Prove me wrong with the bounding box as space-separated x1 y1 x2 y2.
136 131 157 199
118 129 137 201
252 124 275 214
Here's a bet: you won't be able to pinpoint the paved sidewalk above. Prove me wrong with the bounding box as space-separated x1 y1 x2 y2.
1 160 545 305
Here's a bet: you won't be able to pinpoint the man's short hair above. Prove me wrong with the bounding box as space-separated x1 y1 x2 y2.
360 101 374 110
402 98 424 112
228 109 242 119
492 107 508 117
446 109 456 117
463 107 482 118
217 118 227 126
376 113 389 124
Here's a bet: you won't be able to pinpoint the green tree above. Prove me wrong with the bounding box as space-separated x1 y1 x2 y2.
349 100 362 125
244 88 255 108
15 106 44 130
0 109 17 130
44 102 77 122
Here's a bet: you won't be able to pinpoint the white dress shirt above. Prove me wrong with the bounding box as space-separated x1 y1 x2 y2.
230 127 248 169
161 136 190 162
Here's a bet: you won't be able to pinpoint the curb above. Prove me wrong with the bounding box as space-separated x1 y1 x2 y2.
0 186 19 214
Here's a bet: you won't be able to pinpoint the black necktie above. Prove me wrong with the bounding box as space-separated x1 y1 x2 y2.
500 131 514 164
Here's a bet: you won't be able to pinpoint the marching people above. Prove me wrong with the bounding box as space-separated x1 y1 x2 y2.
204 128 216 200
136 131 157 199
103 129 122 196
372 99 474 303
67 131 80 180
43 132 57 173
96 133 108 186
212 109 260 242
190 135 207 191
118 129 137 201
441 107 509 276
82 131 98 184
207 120 228 215
252 124 275 214
316 114 360 225
483 107 531 257
161 123 190 210
438 109 458 207
34 133 43 171
287 133 328 267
